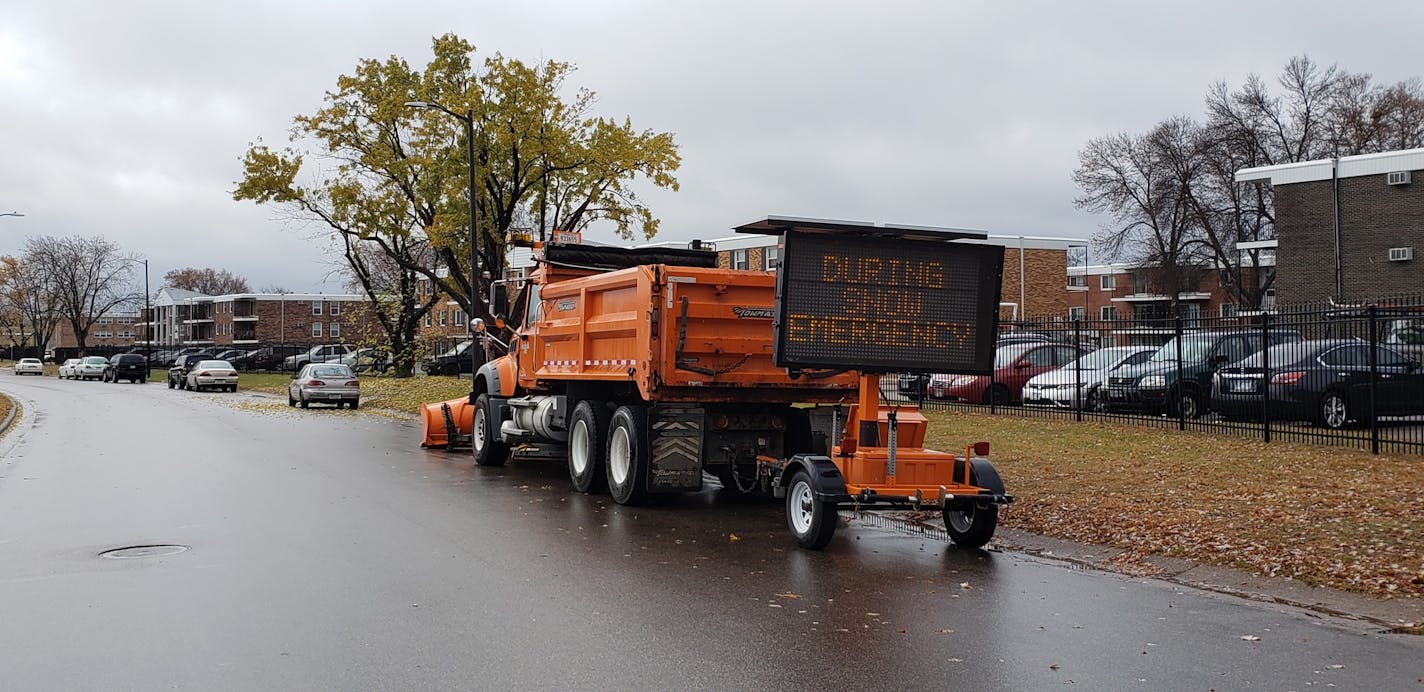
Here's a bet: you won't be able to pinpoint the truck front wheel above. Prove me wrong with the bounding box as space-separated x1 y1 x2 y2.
568 401 610 493
606 405 649 505
473 393 510 467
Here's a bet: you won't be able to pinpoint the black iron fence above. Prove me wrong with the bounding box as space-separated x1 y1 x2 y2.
888 296 1424 455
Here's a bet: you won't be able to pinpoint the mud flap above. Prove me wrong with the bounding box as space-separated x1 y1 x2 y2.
649 405 704 492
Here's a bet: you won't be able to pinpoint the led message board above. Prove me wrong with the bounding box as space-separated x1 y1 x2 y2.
773 230 1004 374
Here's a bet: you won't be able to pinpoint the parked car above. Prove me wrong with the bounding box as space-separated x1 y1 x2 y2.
102 353 149 383
168 354 212 390
1023 346 1157 410
424 341 477 376
1211 339 1424 428
185 359 239 392
212 349 244 362
13 358 44 375
58 358 82 379
339 347 389 374
928 342 1088 405
75 356 109 381
283 344 355 371
288 362 361 409
1103 329 1302 418
231 345 306 371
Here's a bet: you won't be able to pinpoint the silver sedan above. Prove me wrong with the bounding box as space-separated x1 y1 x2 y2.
186 360 239 392
288 363 361 409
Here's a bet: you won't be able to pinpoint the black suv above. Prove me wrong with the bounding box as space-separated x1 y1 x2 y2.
424 341 479 376
168 354 210 390
103 353 149 383
231 345 307 371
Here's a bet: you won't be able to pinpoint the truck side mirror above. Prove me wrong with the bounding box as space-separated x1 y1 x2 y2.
491 283 509 317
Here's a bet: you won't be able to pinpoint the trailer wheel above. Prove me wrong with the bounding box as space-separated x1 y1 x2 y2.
606 405 649 505
473 393 510 467
568 401 610 493
786 470 837 549
943 501 998 549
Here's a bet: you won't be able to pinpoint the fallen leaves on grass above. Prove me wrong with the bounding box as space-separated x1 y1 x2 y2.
923 411 1424 599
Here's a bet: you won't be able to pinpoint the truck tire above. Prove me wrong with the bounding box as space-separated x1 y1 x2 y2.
786 469 837 549
605 405 649 505
568 401 610 493
473 393 510 467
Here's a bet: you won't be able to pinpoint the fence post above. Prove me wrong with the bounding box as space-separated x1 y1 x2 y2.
1260 311 1271 444
1367 305 1380 455
1074 318 1084 422
1174 315 1186 431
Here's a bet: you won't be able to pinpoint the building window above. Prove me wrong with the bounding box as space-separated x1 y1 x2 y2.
1068 306 1086 321
424 313 432 328
733 249 748 270
453 309 465 326
312 303 323 316
330 323 340 338
99 317 113 325
1219 303 1239 318
1100 275 1116 290
1100 305 1117 321
330 302 340 316
1067 275 1086 288
764 246 780 270
95 331 113 339
312 322 322 338
438 310 447 327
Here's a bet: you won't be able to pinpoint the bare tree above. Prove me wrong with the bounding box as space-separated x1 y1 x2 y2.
0 255 61 357
1077 56 1424 311
163 267 251 295
24 236 140 354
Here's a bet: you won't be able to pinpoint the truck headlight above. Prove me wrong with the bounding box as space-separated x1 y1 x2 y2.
1138 375 1166 388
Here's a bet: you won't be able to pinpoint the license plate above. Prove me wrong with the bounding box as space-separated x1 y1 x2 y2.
1230 380 1255 393
328 393 342 399
1108 390 1124 399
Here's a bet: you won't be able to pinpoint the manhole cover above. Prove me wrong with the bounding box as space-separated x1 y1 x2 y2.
99 544 189 559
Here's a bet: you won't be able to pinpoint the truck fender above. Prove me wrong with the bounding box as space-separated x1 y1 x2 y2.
473 361 502 401
776 454 850 503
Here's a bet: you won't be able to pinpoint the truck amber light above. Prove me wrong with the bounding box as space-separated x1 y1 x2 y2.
1270 371 1305 385
973 441 990 456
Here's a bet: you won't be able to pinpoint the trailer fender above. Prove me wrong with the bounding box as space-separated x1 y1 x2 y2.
952 457 1006 496
776 454 850 503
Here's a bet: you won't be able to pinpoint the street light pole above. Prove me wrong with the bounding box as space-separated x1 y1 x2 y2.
405 100 482 385
142 259 151 362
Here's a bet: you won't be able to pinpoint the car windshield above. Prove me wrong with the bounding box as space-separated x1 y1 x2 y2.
311 365 354 378
83 357 107 365
1150 336 1212 364
196 360 232 369
993 344 1034 367
1066 347 1133 370
442 342 471 357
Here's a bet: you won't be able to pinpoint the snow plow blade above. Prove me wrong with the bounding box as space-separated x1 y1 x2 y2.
420 398 473 449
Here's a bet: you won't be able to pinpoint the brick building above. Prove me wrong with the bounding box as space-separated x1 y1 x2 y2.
1065 261 1270 326
142 288 379 350
1237 148 1424 305
48 310 143 352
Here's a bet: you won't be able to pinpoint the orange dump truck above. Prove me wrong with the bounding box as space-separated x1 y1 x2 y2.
457 217 1012 549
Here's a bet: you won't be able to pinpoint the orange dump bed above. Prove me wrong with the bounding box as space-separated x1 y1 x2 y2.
512 264 858 402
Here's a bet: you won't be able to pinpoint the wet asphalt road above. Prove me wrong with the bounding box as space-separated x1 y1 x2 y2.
1 374 1421 691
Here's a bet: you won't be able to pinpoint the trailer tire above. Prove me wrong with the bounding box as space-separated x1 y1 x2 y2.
568 400 610 493
606 405 649 505
942 461 1002 549
786 469 837 550
473 393 510 467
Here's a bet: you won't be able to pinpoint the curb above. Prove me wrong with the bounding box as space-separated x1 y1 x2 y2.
0 391 18 437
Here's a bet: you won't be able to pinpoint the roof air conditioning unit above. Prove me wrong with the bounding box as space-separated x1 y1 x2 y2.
1386 170 1412 186
1388 247 1414 262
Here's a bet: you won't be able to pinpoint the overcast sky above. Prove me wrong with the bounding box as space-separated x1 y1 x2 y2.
3 1 1422 292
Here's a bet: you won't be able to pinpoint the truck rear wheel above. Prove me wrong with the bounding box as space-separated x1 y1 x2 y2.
568 401 610 493
473 393 510 467
606 405 649 505
786 470 837 549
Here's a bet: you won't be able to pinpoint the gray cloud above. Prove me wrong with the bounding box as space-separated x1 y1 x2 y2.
2 1 1421 289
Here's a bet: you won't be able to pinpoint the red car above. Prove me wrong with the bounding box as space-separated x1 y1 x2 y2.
929 343 1087 405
